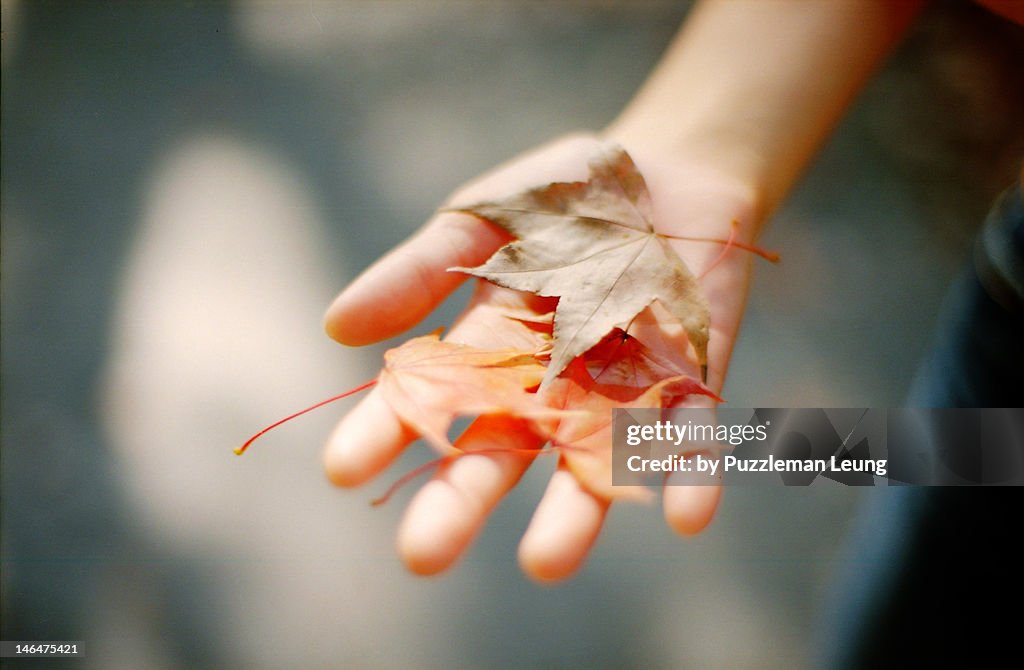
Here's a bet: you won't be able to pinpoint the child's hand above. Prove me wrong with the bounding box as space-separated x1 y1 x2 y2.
322 133 761 581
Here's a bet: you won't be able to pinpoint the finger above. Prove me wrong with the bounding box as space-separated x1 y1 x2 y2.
518 465 609 582
397 417 544 576
325 212 509 346
322 387 418 487
325 133 602 346
662 471 722 536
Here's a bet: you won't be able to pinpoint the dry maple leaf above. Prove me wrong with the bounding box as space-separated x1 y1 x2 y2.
238 307 716 506
545 356 716 501
234 321 558 459
450 144 710 387
377 331 561 453
544 327 718 500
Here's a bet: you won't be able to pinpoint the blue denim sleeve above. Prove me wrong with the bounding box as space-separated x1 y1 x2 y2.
909 184 1024 408
819 183 1023 669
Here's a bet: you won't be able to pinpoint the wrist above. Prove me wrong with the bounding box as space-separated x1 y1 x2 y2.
602 119 769 236
603 0 925 229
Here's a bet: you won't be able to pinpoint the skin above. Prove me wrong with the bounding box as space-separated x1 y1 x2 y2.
323 0 929 581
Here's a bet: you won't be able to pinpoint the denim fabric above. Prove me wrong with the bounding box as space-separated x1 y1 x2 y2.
820 183 1023 668
909 185 1024 408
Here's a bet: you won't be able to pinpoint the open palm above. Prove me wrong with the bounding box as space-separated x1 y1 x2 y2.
322 134 762 581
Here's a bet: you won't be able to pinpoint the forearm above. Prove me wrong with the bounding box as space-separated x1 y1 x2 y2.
606 0 926 224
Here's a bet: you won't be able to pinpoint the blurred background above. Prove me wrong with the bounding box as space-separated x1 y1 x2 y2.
2 1 1021 668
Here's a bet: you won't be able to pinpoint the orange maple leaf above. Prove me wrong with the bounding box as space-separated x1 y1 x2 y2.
378 331 562 454
543 330 719 501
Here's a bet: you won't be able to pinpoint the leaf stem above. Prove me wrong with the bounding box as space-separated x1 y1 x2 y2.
235 379 378 455
661 225 780 263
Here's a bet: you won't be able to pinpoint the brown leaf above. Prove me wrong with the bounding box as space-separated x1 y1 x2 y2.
378 332 560 453
450 144 710 387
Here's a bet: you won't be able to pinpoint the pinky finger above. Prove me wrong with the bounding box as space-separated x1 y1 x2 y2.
518 465 609 582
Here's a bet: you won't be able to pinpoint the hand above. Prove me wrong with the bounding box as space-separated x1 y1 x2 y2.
322 133 761 581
